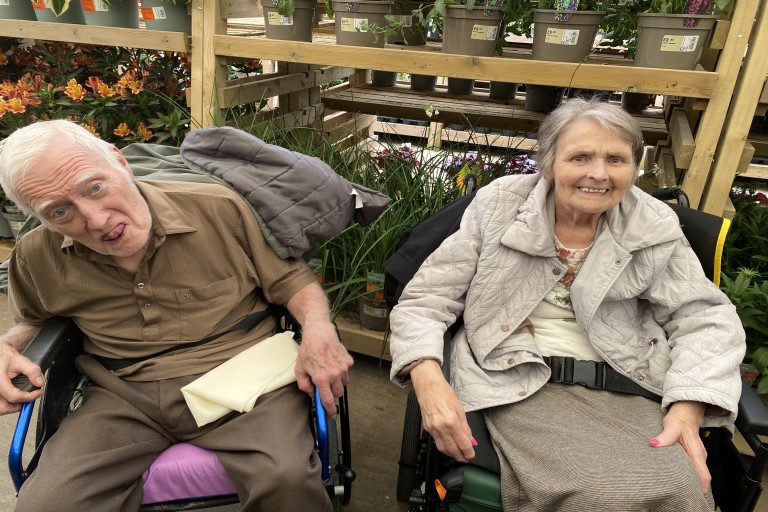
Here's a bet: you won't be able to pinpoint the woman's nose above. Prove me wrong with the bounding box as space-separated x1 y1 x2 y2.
587 158 609 180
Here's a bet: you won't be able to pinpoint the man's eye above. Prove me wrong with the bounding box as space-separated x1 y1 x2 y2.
51 207 67 219
91 183 102 193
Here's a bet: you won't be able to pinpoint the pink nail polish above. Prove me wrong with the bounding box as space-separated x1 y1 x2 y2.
649 438 660 446
471 437 478 446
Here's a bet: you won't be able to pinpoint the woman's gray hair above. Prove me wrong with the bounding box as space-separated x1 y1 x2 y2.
535 98 645 179
0 120 127 213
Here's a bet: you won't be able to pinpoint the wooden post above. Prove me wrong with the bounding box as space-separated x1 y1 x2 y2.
190 0 228 129
679 0 759 209
699 0 768 215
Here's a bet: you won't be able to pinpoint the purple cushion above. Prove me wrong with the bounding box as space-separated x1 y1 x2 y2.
141 443 237 504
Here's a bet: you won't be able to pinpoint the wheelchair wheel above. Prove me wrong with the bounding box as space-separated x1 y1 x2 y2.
397 390 423 503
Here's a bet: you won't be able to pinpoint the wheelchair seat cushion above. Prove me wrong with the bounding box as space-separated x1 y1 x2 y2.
141 442 237 504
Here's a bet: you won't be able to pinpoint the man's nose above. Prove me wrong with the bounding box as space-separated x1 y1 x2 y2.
80 204 108 230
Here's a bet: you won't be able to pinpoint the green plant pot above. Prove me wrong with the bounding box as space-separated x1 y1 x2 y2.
263 0 316 42
82 0 139 27
332 0 394 48
33 0 86 23
531 9 605 63
634 13 717 70
140 0 192 33
0 0 37 20
442 5 502 56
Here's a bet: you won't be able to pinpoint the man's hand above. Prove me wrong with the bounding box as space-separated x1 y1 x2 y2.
287 282 353 416
0 324 45 415
411 359 475 463
650 401 710 493
295 322 353 416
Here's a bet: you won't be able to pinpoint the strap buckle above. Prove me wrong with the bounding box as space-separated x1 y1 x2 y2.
545 356 606 389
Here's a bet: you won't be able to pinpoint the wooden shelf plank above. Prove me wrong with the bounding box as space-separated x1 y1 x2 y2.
335 316 391 361
214 36 718 98
0 19 189 53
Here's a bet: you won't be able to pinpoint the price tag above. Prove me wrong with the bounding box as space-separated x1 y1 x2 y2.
0 1 10 6
545 27 580 45
660 34 699 52
140 6 167 20
340 17 368 32
81 0 109 12
268 11 294 25
470 25 498 41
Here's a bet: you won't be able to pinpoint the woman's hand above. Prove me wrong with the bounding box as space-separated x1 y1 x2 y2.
411 359 475 462
649 401 710 493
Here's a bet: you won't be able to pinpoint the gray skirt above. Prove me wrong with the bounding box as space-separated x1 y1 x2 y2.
484 383 714 512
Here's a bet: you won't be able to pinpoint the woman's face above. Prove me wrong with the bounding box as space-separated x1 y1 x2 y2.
550 117 636 223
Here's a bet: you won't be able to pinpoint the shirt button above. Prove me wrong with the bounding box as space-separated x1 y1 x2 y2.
501 324 510 332
552 268 562 275
615 259 622 265
507 358 515 365
144 303 151 309
637 375 645 381
518 391 527 396
137 283 145 289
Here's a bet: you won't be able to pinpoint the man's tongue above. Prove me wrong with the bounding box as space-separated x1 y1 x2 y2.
103 224 124 242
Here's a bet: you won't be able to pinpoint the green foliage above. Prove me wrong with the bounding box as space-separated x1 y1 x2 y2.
721 183 768 392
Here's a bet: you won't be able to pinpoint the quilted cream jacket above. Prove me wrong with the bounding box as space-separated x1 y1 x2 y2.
389 174 746 427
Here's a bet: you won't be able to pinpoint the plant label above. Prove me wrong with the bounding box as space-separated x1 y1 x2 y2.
545 28 580 45
341 17 368 32
141 7 167 20
268 12 295 25
471 25 498 41
660 35 699 52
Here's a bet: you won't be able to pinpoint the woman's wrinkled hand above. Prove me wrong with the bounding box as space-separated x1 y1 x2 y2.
649 401 710 494
0 343 45 415
411 359 475 462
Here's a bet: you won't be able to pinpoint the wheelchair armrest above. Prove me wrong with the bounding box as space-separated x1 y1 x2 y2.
11 317 81 392
736 380 768 437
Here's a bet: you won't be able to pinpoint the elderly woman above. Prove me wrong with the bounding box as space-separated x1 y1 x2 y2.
389 99 745 511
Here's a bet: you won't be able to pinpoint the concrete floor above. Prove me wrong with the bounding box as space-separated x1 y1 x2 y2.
0 287 767 512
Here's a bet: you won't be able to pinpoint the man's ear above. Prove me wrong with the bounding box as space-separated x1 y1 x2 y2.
109 145 132 172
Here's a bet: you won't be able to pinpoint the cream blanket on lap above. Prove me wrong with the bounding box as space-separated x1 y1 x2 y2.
181 331 299 427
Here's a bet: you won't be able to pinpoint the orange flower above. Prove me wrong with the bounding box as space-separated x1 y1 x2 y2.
113 123 134 137
85 76 116 98
20 91 41 106
63 79 86 101
0 99 7 118
81 121 101 137
116 70 144 95
0 54 8 66
135 122 153 141
5 97 25 114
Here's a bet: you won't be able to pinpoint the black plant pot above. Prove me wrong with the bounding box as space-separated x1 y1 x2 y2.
447 78 474 95
410 74 437 91
524 85 565 113
372 71 397 87
621 92 655 114
489 81 517 100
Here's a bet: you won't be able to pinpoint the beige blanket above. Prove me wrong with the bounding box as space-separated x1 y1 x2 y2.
181 331 298 427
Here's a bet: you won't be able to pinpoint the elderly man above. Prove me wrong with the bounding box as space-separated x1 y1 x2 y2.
0 120 354 511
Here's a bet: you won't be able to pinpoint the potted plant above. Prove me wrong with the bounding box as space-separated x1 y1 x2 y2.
331 0 396 48
79 0 140 28
30 0 86 23
523 0 608 111
262 0 318 42
0 0 37 20
604 0 730 71
140 0 193 33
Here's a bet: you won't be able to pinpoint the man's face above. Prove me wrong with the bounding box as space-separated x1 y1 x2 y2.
17 141 152 260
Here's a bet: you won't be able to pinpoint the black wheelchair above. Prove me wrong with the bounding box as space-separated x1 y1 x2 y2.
385 190 768 512
7 312 355 511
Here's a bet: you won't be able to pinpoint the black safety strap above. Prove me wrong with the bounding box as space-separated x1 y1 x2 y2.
92 306 282 371
543 355 662 402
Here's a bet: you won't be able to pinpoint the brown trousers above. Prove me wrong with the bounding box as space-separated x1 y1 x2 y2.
16 355 332 512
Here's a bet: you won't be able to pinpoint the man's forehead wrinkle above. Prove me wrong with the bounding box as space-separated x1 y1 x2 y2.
25 170 96 214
